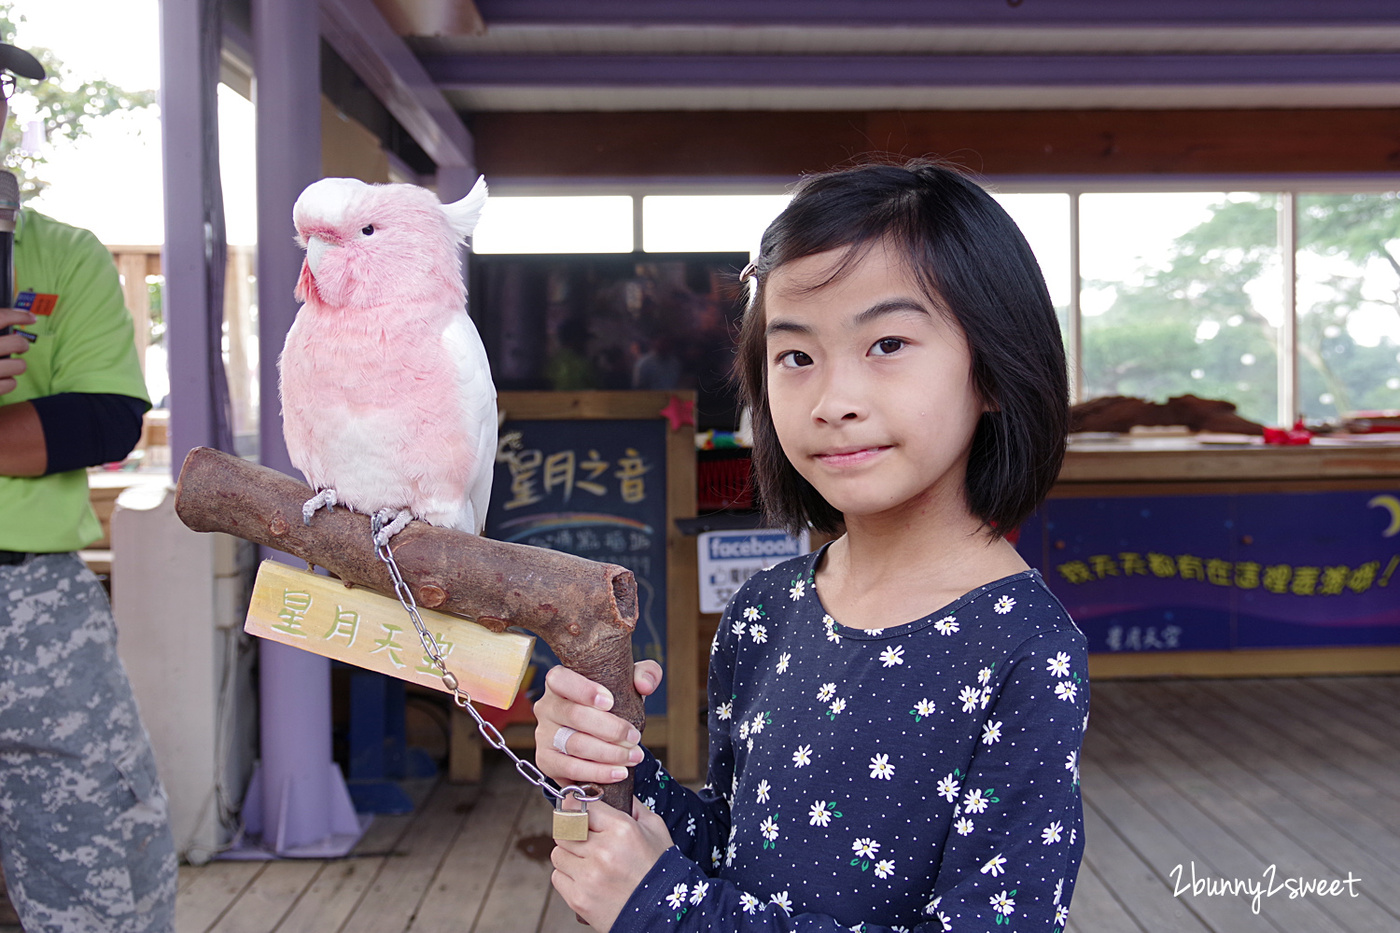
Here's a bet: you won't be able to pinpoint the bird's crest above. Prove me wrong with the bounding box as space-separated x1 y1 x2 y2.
441 175 489 240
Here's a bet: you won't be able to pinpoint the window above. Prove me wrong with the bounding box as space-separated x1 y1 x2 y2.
473 186 1400 426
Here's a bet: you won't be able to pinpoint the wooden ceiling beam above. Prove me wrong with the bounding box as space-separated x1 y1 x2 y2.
472 108 1400 179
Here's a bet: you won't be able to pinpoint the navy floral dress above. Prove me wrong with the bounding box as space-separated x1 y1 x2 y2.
614 544 1089 932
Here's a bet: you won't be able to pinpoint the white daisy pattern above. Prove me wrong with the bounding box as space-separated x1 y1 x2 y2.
936 773 962 802
616 549 1086 933
981 720 1003 745
852 837 880 860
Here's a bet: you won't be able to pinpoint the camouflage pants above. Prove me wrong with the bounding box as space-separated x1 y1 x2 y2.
0 553 177 932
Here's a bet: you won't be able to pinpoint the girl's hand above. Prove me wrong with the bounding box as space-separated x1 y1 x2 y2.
533 660 663 787
551 795 674 933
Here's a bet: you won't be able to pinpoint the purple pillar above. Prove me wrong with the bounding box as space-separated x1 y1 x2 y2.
244 0 366 857
159 0 215 464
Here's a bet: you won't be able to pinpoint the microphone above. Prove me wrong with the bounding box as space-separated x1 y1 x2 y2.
0 170 18 351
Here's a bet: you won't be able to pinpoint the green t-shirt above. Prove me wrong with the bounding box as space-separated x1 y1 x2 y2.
0 208 150 552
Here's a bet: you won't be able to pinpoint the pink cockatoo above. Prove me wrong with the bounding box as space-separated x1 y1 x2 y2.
279 175 496 547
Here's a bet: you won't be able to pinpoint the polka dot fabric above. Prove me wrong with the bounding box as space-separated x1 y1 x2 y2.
616 545 1088 933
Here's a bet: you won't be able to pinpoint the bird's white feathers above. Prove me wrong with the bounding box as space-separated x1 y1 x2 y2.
280 175 497 536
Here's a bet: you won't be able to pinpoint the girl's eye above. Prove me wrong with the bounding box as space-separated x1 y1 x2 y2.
361 225 375 236
871 337 905 356
776 350 813 369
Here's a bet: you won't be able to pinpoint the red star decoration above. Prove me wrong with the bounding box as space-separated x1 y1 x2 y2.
659 395 695 432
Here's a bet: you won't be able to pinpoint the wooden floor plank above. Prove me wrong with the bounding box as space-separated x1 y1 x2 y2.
1109 682 1400 876
1082 753 1305 933
404 761 529 933
1064 857 1143 933
1281 678 1400 763
471 785 555 933
1092 683 1400 930
337 781 482 933
175 861 265 933
1079 797 1214 933
271 858 388 933
1206 680 1400 806
205 860 323 933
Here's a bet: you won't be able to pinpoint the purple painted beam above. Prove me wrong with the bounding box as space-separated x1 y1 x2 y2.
473 0 1400 28
251 0 366 859
159 0 216 466
425 51 1400 89
320 0 475 172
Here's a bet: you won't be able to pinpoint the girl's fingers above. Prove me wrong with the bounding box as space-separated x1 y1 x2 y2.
545 664 617 710
633 660 663 697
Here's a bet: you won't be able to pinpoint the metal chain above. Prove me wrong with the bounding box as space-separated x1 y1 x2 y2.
369 515 601 807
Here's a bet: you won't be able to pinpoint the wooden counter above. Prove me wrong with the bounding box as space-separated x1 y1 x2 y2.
1058 434 1400 485
1021 434 1400 679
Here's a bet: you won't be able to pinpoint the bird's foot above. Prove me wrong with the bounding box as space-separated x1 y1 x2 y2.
371 508 413 549
302 488 339 525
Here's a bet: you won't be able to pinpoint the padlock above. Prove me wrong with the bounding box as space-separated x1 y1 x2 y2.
553 791 590 842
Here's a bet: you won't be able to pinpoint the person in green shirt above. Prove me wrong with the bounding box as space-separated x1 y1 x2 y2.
0 42 176 932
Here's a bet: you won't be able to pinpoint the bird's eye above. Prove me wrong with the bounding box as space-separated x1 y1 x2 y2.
361 225 374 236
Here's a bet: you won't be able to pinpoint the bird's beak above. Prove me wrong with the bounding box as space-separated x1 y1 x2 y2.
306 235 330 279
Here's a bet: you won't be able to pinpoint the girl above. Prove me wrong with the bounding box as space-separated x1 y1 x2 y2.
535 160 1088 933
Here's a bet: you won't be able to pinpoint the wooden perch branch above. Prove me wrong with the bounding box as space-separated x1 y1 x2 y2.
174 446 644 810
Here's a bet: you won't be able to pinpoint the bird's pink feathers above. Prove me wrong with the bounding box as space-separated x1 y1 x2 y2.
280 177 496 533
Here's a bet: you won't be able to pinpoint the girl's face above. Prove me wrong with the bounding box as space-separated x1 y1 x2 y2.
763 242 987 526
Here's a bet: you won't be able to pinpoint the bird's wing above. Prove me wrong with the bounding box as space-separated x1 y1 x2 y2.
443 311 498 534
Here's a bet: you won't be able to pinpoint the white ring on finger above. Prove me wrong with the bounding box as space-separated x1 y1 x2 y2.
552 725 578 756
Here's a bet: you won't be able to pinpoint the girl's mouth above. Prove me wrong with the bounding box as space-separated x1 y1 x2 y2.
814 445 891 467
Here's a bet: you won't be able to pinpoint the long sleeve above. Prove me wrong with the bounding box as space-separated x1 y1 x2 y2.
630 594 742 871
924 631 1088 931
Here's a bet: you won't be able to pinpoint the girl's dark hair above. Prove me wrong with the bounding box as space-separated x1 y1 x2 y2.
736 159 1068 537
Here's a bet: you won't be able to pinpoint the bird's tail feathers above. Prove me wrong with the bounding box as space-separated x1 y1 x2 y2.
441 175 489 240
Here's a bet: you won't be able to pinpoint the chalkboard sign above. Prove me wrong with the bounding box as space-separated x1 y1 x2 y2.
484 391 700 778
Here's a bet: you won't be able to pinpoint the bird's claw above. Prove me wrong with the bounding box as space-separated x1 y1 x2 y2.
302 489 339 525
372 508 413 549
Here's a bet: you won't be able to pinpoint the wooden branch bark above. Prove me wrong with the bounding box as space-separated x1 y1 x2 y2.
174 446 643 811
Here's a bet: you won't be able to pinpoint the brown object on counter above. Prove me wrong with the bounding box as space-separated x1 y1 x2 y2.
1070 394 1265 435
172 446 643 813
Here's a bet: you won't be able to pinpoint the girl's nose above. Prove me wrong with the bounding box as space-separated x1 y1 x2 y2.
811 364 867 424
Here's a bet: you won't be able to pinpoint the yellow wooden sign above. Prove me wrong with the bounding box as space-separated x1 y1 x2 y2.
246 560 534 710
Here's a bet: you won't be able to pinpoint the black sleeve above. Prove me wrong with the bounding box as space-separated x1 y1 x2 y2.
29 392 150 475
